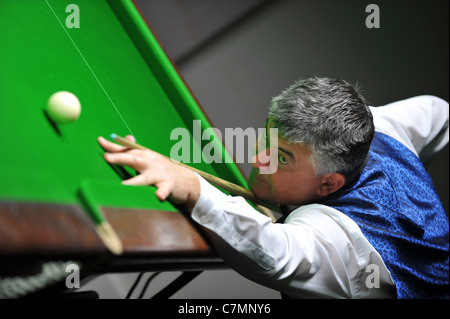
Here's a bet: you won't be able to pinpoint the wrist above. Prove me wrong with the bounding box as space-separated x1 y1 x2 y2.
184 171 201 212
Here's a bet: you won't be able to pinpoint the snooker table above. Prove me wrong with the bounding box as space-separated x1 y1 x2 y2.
0 0 249 297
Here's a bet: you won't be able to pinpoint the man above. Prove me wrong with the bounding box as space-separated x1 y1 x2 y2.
98 77 449 298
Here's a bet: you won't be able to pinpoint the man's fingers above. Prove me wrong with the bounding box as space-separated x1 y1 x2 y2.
98 136 129 153
103 151 147 169
100 135 179 202
125 135 136 144
122 174 153 186
122 174 172 201
154 181 173 201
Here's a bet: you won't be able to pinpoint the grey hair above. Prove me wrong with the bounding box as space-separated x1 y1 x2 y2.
269 77 374 185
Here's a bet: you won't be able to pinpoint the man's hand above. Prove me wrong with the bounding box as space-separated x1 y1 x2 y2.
97 136 200 211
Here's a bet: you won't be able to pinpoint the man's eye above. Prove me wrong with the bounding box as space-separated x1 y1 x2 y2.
279 154 288 165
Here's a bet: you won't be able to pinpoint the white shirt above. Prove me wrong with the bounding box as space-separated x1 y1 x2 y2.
191 95 449 299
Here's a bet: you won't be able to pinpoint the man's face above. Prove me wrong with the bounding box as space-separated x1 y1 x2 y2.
247 118 323 206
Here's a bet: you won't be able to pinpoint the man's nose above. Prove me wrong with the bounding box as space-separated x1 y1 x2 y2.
251 146 272 168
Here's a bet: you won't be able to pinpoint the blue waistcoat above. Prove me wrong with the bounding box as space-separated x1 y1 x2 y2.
320 132 449 298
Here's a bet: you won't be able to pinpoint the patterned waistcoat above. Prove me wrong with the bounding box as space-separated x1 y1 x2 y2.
321 132 449 298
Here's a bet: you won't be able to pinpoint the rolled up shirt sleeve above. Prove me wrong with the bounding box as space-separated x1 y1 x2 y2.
370 95 449 164
190 174 395 298
191 175 278 271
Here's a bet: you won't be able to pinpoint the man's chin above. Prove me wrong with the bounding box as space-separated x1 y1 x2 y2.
249 181 272 202
248 170 272 200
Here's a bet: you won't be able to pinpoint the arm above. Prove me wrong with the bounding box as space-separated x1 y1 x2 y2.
370 95 449 165
97 135 394 298
191 175 394 298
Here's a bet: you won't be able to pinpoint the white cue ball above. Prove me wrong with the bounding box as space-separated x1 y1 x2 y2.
46 91 81 124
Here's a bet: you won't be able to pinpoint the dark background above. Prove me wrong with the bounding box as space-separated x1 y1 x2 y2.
137 0 448 215
81 0 449 298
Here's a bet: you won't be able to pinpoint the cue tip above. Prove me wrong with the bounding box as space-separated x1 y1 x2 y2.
110 133 117 140
96 221 123 255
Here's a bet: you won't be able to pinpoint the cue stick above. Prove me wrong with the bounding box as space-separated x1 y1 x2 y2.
110 134 280 220
80 180 123 255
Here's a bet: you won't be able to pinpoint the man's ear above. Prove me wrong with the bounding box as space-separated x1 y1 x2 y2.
317 173 346 197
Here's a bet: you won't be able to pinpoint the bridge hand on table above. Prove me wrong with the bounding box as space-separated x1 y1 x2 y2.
97 135 200 211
